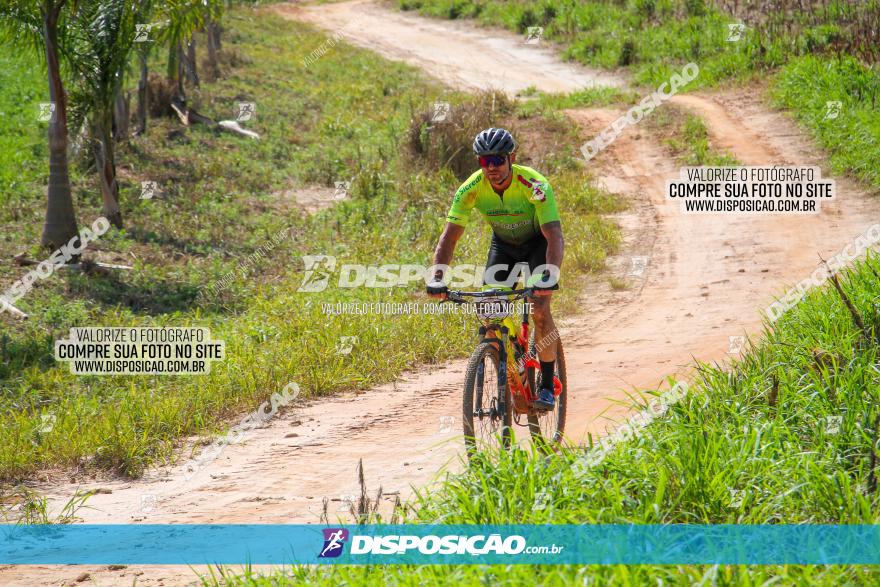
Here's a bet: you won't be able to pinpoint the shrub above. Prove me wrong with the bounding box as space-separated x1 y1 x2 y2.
685 0 706 17
636 0 656 20
403 91 515 181
517 7 538 33
618 38 637 66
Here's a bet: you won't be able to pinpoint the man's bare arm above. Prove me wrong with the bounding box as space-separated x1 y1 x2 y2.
540 220 564 278
432 222 465 281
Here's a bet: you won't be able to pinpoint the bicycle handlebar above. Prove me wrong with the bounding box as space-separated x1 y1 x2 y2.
443 287 536 304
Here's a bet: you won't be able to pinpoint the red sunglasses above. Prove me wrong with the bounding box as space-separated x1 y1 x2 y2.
478 154 508 168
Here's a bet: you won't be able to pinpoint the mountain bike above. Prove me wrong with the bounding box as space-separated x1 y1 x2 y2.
443 286 567 460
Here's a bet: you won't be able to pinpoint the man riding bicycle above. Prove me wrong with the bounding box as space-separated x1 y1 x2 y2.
427 127 565 412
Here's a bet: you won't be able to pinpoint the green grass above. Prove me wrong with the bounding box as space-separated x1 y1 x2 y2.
218 563 880 586
646 105 739 166
0 6 620 482
513 86 636 118
773 55 880 189
399 0 878 89
214 250 880 585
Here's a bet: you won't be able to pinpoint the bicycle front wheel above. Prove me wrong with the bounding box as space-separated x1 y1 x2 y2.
462 341 512 460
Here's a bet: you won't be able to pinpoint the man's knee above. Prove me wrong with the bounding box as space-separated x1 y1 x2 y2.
531 299 552 322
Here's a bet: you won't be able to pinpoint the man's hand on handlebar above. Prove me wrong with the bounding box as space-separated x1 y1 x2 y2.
527 270 559 297
426 280 448 299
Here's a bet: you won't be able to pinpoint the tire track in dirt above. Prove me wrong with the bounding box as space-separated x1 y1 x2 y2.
8 3 880 585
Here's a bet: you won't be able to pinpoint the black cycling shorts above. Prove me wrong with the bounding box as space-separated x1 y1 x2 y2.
482 232 559 289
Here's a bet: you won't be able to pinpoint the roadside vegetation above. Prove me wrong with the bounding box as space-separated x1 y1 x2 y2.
0 7 620 482
773 55 880 189
399 0 880 190
400 0 877 86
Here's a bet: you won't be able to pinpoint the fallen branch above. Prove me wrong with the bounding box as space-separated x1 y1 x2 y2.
217 120 260 140
13 255 131 271
320 497 329 525
187 109 215 126
0 298 28 320
169 101 260 140
171 101 189 126
68 261 133 271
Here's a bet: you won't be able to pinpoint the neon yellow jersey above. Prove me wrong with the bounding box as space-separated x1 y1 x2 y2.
446 164 560 245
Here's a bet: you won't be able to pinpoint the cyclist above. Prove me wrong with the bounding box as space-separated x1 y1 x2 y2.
427 127 565 411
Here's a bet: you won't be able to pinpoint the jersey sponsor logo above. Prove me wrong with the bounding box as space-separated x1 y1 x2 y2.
501 219 532 230
455 173 483 198
516 175 547 202
486 208 525 217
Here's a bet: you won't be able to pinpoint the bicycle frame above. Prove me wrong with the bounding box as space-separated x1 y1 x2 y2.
446 288 542 415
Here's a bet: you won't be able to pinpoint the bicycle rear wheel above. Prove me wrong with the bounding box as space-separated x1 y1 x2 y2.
462 341 513 460
527 337 567 451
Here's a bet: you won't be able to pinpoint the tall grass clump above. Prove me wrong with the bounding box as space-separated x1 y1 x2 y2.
773 55 880 189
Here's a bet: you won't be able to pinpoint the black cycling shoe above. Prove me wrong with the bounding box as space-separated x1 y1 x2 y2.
532 387 555 411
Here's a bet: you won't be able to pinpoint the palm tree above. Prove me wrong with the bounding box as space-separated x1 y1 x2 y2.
66 0 152 229
184 0 227 86
203 0 225 81
0 0 80 250
156 0 208 109
129 0 156 135
134 37 150 134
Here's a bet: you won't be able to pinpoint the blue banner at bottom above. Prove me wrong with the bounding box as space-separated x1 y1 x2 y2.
2 524 880 565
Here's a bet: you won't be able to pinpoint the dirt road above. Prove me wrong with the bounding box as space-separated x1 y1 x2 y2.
6 1 880 585
286 0 625 92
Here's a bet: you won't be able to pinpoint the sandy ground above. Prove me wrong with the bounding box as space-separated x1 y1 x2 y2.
284 0 626 92
5 1 880 585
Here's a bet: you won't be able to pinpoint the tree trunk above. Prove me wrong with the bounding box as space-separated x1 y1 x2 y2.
41 4 80 251
91 111 123 229
113 90 129 143
206 19 219 81
186 37 199 87
167 42 186 105
176 42 186 104
212 20 222 50
137 51 148 134
70 120 88 160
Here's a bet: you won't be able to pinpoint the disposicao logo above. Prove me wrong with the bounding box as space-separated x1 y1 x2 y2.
319 528 349 558
316 530 564 559
349 534 528 555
